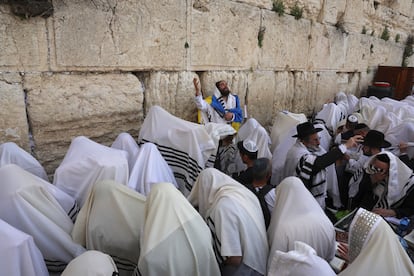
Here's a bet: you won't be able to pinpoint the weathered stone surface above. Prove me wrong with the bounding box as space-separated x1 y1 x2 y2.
342 34 371 71
230 0 272 9
317 0 346 25
24 73 144 174
0 73 30 150
142 71 199 123
368 38 404 66
191 1 261 70
260 10 311 70
0 5 48 71
51 0 187 70
341 0 365 33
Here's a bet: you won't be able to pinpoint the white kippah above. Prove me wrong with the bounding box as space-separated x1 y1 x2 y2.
243 140 258 153
347 114 358 124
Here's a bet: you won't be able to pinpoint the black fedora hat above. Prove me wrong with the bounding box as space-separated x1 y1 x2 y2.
362 130 391 148
362 130 391 149
292 122 323 138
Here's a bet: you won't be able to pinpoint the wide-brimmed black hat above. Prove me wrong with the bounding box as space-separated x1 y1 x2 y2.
292 122 323 138
362 130 391 148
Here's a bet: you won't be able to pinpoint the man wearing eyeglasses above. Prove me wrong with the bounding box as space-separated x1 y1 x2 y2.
350 151 414 218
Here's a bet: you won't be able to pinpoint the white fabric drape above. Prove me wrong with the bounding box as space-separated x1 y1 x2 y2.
128 142 177 195
111 132 140 173
137 182 220 276
267 241 336 276
62 250 118 276
339 208 414 276
0 164 86 272
54 136 129 207
72 179 146 275
267 176 336 271
188 168 268 275
0 142 48 181
0 219 49 276
236 118 272 159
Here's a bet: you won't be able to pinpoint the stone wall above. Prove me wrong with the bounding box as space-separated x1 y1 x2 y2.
0 0 413 174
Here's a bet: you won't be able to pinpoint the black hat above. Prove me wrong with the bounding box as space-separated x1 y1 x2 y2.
292 122 323 138
362 130 391 148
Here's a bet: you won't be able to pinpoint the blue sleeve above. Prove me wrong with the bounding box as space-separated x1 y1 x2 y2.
228 95 243 123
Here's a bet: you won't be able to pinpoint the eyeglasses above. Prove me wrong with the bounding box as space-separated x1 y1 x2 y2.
365 164 387 175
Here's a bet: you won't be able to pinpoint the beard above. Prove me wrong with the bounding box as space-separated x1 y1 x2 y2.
220 88 230 97
308 145 321 153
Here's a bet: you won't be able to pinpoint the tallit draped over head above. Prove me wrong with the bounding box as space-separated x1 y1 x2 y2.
54 136 129 207
137 182 220 276
267 241 336 276
0 164 86 272
72 179 146 274
268 176 336 269
339 208 414 276
188 168 268 275
0 219 48 276
62 250 118 276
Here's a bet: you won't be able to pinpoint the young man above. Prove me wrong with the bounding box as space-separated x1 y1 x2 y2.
232 139 258 185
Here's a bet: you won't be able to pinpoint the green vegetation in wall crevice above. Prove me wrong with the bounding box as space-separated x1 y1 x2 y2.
272 0 285 16
402 35 414 67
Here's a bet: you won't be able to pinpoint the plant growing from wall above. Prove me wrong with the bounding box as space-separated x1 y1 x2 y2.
395 34 400 43
380 26 390 41
258 26 266 48
290 2 303 20
402 35 414 67
272 0 285 16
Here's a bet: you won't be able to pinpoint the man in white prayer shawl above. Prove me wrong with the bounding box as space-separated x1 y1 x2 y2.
338 208 414 275
236 118 272 159
135 182 220 276
267 176 336 269
72 180 146 276
54 136 129 207
188 168 268 276
0 164 86 273
0 219 48 276
111 132 140 173
0 141 48 181
350 151 414 218
62 250 118 276
267 241 336 276
284 122 362 208
138 105 217 196
127 142 178 195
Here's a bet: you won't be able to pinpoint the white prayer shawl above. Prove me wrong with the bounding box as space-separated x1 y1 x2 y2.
339 208 414 276
128 142 178 196
188 168 268 275
270 111 307 185
347 94 359 115
385 121 414 159
284 141 328 208
195 87 238 125
72 180 146 275
0 141 48 181
138 106 217 195
0 164 86 272
54 136 129 207
111 132 140 173
314 103 343 133
267 241 336 276
0 219 48 276
270 111 307 152
137 182 220 276
236 118 272 159
62 250 118 276
267 177 336 269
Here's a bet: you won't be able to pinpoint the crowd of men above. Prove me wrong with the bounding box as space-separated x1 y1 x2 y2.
0 78 414 275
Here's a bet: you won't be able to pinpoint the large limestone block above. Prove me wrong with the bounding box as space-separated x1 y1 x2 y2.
246 71 277 127
142 71 199 122
308 23 346 70
0 6 48 71
290 71 315 116
311 72 339 111
343 34 371 71
260 10 311 70
229 0 272 9
273 71 295 113
283 0 322 21
191 1 261 70
0 74 30 150
341 0 365 33
388 0 412 17
317 0 346 25
368 38 404 66
52 0 186 70
24 73 144 174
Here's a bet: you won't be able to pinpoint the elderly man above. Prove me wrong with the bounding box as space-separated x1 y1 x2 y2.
350 152 414 218
193 77 243 131
188 168 268 276
284 122 362 208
